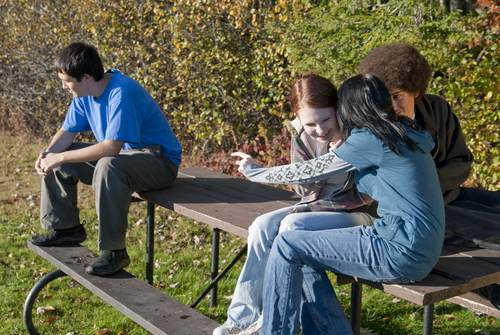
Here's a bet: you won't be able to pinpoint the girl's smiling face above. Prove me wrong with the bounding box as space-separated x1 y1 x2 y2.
296 106 341 145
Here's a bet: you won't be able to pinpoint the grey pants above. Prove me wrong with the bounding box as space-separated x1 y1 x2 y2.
40 143 178 250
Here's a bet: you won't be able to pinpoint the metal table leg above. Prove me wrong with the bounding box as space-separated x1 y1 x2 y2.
350 282 362 335
211 227 220 307
23 269 67 335
191 244 248 308
423 303 434 335
146 201 155 285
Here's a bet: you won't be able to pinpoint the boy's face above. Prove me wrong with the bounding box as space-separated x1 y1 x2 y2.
58 72 91 98
389 88 418 119
296 106 341 145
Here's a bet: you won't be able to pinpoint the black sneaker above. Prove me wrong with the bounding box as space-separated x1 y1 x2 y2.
85 249 131 277
29 224 86 246
487 283 500 310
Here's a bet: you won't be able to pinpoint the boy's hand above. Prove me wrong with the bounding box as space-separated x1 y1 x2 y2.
231 152 256 172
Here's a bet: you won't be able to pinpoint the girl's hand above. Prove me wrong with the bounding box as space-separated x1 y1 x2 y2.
329 139 344 152
231 152 256 172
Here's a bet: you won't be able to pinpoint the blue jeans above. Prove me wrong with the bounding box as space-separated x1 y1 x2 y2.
262 226 414 335
225 206 375 329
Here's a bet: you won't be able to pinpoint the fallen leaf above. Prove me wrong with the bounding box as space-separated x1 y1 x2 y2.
390 297 401 304
43 294 53 300
409 311 421 320
445 314 457 320
381 316 391 322
170 282 180 288
117 329 128 335
95 329 111 334
489 317 496 326
37 306 56 315
45 316 57 323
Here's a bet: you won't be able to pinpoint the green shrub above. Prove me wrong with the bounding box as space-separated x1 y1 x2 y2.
1 0 499 188
277 0 500 190
0 0 308 153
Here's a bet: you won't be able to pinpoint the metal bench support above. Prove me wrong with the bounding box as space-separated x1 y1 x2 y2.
191 244 248 308
23 269 67 335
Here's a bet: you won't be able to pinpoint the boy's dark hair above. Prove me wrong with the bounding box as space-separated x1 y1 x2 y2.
54 42 104 82
289 71 338 114
338 74 420 155
357 43 432 103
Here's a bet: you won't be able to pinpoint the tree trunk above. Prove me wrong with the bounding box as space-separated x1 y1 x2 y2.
437 0 477 14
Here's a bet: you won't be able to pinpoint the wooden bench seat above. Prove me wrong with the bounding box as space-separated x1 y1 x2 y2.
448 291 500 318
25 241 220 335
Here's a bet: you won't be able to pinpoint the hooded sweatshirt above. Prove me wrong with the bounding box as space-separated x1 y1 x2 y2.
287 118 373 212
242 127 445 281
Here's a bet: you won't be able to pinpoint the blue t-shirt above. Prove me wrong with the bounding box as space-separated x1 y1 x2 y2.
335 128 445 281
62 69 182 166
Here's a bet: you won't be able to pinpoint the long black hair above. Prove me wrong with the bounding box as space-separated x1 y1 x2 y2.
338 74 420 155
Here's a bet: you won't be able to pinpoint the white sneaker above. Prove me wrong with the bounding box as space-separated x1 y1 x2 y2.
213 324 243 335
238 321 262 335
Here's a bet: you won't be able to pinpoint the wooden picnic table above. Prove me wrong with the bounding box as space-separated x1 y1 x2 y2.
24 167 500 335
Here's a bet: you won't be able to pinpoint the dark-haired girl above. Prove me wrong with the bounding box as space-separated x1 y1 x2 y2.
358 42 500 308
233 74 445 334
214 73 373 335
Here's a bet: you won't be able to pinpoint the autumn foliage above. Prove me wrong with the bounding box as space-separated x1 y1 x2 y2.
1 0 500 189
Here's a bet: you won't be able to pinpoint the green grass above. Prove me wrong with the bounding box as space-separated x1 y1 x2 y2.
0 131 499 335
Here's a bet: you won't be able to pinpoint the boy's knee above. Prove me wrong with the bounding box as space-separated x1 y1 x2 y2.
93 156 125 185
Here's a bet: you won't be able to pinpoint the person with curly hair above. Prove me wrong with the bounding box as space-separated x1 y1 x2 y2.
358 42 500 308
234 74 445 334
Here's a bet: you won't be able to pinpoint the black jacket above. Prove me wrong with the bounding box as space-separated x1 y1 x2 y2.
415 95 474 205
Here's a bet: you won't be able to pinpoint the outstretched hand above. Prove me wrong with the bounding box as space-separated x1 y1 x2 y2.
329 139 344 152
231 152 256 172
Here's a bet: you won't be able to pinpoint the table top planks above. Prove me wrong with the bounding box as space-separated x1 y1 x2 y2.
136 167 301 238
136 167 500 311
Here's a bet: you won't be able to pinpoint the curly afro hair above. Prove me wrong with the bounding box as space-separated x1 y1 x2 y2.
357 43 432 103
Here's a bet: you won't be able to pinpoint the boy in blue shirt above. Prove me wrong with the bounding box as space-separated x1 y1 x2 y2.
30 42 182 277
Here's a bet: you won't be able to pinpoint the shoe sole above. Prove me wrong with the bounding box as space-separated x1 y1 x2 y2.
29 235 87 247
